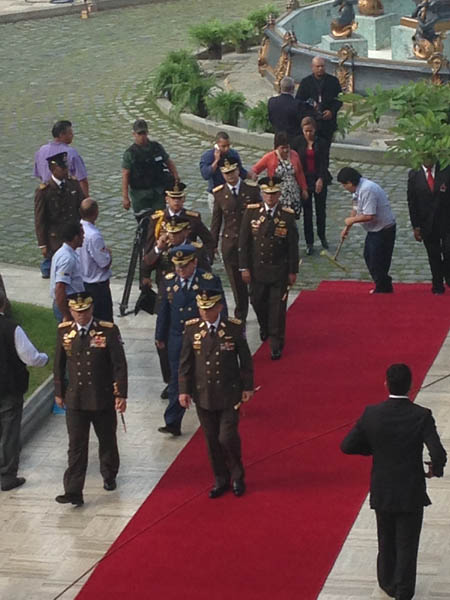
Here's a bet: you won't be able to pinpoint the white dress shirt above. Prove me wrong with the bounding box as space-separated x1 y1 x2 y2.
13 325 48 367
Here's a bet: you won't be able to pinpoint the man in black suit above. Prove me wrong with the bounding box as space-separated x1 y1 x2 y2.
341 364 446 600
295 56 342 150
407 160 450 294
268 76 310 144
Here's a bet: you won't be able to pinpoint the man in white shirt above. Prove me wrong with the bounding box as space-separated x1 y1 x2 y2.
0 290 48 491
78 198 113 321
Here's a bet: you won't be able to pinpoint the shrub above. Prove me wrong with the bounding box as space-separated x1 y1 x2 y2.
246 100 274 133
171 74 216 117
189 19 228 49
247 4 280 33
206 90 247 126
225 19 255 53
153 52 200 100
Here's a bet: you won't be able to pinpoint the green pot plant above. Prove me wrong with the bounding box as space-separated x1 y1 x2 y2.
153 52 200 101
247 4 280 36
205 90 247 127
225 19 255 53
189 20 227 60
245 100 274 133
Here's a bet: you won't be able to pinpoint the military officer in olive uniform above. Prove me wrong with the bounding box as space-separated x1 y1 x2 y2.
155 245 226 436
210 159 261 321
239 176 299 360
54 293 127 506
179 289 254 498
34 152 85 274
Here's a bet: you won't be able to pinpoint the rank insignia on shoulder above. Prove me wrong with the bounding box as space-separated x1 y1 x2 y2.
282 206 295 214
39 183 48 190
245 180 258 187
228 317 242 325
191 241 203 248
185 318 200 326
99 320 114 328
165 272 176 279
212 184 224 193
58 321 73 328
152 210 165 220
246 203 261 209
185 209 200 217
202 272 214 280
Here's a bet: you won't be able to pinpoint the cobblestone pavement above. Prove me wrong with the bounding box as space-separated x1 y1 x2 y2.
0 0 431 290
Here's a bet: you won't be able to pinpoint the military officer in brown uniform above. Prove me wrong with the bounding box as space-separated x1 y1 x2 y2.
210 159 261 321
34 152 85 271
179 289 254 498
54 293 127 506
239 176 299 360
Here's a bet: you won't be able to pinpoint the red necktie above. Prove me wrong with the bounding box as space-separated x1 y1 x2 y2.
427 168 434 192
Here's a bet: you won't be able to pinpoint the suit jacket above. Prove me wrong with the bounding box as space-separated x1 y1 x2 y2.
238 202 299 283
178 317 253 411
291 134 330 186
341 397 447 512
34 177 84 253
210 180 261 265
295 73 342 137
54 319 128 411
268 93 310 137
407 164 450 238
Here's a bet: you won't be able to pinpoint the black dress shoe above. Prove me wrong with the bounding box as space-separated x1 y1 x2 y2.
55 493 84 506
158 425 181 436
320 238 329 250
209 483 230 499
306 245 314 256
271 350 282 360
1 477 26 491
259 328 268 342
232 479 246 497
160 385 169 400
432 286 445 294
103 479 117 491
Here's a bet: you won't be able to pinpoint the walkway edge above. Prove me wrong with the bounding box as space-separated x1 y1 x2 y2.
22 375 54 444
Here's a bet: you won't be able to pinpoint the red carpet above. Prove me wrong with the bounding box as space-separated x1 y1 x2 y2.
77 282 450 600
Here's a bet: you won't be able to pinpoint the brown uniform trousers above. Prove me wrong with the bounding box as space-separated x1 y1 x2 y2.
179 318 253 485
210 181 261 321
34 177 85 254
238 202 299 353
54 319 128 495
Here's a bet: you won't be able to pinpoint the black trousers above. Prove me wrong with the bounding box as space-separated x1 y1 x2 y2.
363 224 396 292
224 260 249 322
196 405 244 486
376 508 423 600
302 187 328 246
0 393 23 486
250 278 288 353
64 407 119 495
423 231 450 291
84 280 113 322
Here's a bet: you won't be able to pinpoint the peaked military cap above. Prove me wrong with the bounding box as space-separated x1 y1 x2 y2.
259 175 282 193
219 158 238 173
196 288 223 310
165 181 186 198
68 292 93 312
46 152 68 169
169 243 196 266
163 214 190 234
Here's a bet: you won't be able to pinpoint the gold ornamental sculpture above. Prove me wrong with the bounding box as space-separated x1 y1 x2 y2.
335 45 358 93
358 0 384 16
273 31 297 91
331 0 358 39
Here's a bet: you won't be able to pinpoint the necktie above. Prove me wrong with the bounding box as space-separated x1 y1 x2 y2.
182 279 188 292
80 328 87 338
209 325 215 337
267 209 273 220
426 168 434 192
231 187 238 198
60 180 65 192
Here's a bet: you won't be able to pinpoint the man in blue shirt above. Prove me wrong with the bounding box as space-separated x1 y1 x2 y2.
199 131 248 210
338 167 396 294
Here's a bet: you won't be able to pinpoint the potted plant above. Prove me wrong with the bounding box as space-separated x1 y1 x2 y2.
245 100 274 133
205 90 247 127
225 19 255 53
189 20 227 60
153 51 200 100
247 4 280 35
171 73 216 118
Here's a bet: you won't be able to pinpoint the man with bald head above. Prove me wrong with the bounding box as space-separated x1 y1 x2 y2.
295 56 342 151
79 198 113 321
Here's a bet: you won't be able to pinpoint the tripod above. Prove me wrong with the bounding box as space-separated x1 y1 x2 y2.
119 209 153 317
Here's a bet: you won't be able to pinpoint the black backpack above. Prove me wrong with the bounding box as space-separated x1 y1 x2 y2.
128 142 173 190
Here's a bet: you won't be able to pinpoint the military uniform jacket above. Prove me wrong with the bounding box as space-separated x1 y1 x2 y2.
34 177 84 253
238 202 299 283
210 181 261 265
407 164 450 238
178 317 253 411
155 269 227 342
54 319 128 411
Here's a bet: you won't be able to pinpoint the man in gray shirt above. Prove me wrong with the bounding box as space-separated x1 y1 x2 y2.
338 167 396 293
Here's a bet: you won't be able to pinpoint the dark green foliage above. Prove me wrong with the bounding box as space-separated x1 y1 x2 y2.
205 91 247 126
189 19 228 48
245 100 274 132
247 4 280 33
225 20 255 52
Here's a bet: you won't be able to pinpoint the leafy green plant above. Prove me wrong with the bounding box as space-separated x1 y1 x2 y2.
247 4 280 33
206 90 247 126
339 81 450 168
153 51 200 100
189 20 228 58
171 74 216 117
225 19 255 53
245 100 274 133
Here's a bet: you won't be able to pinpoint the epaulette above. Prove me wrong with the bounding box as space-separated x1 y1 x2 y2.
212 184 224 193
191 240 203 249
39 182 48 190
185 318 200 326
282 206 295 214
246 203 261 209
245 180 258 187
228 317 242 325
165 272 176 280
185 210 200 217
99 320 114 328
58 321 73 328
202 272 214 280
152 210 165 220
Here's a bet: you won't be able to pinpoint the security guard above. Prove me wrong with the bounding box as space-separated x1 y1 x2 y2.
155 244 226 436
238 176 299 360
34 152 85 276
179 289 254 498
210 159 261 321
54 293 127 506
